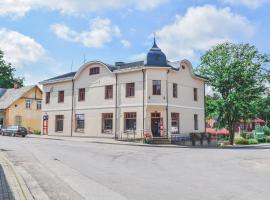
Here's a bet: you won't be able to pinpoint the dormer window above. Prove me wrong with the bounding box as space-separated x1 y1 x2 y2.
89 67 100 75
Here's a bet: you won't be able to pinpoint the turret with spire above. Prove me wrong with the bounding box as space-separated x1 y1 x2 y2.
145 34 168 67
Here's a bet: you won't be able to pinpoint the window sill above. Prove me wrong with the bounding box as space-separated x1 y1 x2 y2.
102 130 113 134
75 130 84 133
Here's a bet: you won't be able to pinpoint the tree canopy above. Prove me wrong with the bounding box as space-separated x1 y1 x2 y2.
0 49 24 88
198 42 270 144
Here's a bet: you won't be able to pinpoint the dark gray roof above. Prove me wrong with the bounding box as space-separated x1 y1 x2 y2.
41 58 205 84
115 61 144 70
42 72 77 82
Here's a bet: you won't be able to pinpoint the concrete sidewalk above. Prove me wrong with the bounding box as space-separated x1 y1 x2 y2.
0 152 33 200
28 134 187 148
27 134 270 149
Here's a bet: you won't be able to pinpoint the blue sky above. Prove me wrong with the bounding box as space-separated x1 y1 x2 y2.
0 0 269 85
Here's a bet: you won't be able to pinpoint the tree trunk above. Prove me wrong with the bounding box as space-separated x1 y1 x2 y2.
229 123 235 145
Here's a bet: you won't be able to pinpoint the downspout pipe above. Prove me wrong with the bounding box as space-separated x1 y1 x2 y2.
204 81 206 133
142 69 145 135
166 69 169 137
115 73 118 140
71 79 74 137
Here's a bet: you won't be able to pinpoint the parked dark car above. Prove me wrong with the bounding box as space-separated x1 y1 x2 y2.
1 126 28 137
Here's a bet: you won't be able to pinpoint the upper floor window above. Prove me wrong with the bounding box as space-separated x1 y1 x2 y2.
194 114 198 130
37 100 42 110
89 67 100 75
126 83 135 97
78 88 85 101
194 88 198 101
153 80 161 95
58 91 64 103
173 83 178 98
105 85 113 99
26 99 31 109
45 92 50 104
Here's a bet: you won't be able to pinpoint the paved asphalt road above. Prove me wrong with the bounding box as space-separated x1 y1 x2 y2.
0 136 270 200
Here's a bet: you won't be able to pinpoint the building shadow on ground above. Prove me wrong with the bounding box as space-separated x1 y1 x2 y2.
0 164 15 200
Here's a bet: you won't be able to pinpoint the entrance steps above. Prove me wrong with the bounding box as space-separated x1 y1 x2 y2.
151 137 171 145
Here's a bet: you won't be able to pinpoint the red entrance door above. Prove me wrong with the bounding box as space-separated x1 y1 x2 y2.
43 115 48 135
151 113 162 137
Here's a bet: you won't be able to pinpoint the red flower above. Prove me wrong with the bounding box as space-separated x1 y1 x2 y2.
144 132 153 138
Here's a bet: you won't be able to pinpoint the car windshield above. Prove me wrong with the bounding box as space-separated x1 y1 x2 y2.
7 126 19 130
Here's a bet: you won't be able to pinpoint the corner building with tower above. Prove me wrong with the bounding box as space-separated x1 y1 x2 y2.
40 39 206 139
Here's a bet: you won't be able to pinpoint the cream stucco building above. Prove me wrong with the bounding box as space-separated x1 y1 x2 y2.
40 40 206 139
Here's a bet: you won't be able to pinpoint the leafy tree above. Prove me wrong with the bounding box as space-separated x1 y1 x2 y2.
0 49 24 88
257 94 270 127
205 94 219 120
198 43 270 145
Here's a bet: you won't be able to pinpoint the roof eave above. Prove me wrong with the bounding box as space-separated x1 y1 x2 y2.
39 77 74 85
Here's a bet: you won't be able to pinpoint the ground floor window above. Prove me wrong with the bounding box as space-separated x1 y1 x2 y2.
15 116 22 126
75 114 85 132
55 115 64 132
124 112 136 131
171 113 179 134
102 113 113 133
194 114 198 130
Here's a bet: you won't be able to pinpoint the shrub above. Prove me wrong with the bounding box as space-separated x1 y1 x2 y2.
263 126 270 135
33 130 41 135
241 132 255 139
234 137 248 145
265 136 270 143
240 132 247 138
247 139 258 145
246 132 256 139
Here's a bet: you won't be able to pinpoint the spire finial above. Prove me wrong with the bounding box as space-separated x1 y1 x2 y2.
152 32 158 48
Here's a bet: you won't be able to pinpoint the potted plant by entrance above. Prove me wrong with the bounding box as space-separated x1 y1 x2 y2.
144 132 153 144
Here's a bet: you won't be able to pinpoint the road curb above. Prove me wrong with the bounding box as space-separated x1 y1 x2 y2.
0 152 34 200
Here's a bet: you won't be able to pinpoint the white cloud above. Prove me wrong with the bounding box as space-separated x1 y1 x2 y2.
121 40 131 48
51 17 120 48
223 0 270 8
0 28 45 67
155 5 255 61
0 0 168 18
128 52 146 62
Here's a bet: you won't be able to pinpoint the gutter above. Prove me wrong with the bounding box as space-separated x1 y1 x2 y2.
142 69 145 135
70 79 75 137
115 73 118 139
166 69 169 137
204 81 206 133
